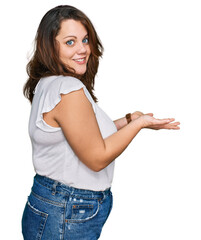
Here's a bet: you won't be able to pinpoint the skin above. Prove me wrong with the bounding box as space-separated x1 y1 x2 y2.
114 111 180 131
44 19 180 172
55 19 91 75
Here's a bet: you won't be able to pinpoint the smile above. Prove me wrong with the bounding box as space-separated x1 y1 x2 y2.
73 58 86 64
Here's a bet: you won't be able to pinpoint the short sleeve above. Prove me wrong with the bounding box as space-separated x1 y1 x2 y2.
35 76 96 132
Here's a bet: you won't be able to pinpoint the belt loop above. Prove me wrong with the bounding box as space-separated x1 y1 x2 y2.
99 191 106 204
52 180 58 195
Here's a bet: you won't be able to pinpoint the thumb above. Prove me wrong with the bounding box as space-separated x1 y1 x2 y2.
146 113 154 117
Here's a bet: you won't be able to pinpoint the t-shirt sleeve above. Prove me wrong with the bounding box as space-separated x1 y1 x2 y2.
35 76 96 132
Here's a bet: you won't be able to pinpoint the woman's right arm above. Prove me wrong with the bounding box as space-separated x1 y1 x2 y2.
52 89 179 172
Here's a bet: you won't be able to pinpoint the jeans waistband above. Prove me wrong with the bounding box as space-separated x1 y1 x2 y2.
34 174 111 200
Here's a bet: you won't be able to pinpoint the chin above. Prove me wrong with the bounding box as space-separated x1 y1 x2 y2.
75 67 87 75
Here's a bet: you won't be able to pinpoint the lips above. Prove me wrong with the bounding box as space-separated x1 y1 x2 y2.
73 57 86 64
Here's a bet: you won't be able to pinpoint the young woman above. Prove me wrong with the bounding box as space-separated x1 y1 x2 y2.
22 5 180 240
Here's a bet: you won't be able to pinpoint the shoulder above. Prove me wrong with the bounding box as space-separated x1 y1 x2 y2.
46 75 84 91
35 75 96 111
35 75 85 97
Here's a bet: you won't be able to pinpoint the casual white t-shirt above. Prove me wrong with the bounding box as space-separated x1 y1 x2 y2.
29 75 117 191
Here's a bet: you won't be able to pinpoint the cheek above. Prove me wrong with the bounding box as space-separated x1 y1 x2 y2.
60 46 73 61
87 47 91 59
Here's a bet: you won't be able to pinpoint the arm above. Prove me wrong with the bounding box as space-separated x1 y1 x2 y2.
113 116 128 131
114 111 145 130
52 89 179 172
114 111 180 131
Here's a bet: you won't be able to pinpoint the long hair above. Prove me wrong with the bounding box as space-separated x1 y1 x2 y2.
23 5 103 103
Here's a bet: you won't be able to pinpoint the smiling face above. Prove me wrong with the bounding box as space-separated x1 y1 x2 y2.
56 19 91 75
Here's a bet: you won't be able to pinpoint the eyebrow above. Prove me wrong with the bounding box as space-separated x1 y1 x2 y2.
63 34 88 40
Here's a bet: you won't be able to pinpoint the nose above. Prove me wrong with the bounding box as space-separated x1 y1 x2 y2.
77 42 87 54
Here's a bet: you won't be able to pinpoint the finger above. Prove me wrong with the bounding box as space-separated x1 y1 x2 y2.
155 118 175 125
148 120 180 130
169 123 180 130
167 122 180 127
166 125 180 130
172 121 180 125
161 123 180 130
146 113 154 117
161 118 175 122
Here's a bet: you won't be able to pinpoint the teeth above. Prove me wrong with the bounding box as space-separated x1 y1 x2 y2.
75 58 85 62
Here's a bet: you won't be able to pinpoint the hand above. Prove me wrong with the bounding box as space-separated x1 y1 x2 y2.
131 111 154 121
131 111 143 120
136 114 180 130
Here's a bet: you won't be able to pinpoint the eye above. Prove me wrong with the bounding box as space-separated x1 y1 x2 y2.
66 40 74 46
82 37 89 44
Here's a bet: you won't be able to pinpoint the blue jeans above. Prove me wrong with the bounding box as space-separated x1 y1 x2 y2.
22 174 113 240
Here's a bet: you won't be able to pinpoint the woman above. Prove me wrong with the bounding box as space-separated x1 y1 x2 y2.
22 5 180 240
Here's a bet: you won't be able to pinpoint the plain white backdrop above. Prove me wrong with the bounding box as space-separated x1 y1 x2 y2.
1 0 201 239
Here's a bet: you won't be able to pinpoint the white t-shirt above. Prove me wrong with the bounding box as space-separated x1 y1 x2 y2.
29 75 117 191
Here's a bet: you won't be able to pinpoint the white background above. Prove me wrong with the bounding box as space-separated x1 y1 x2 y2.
0 0 201 239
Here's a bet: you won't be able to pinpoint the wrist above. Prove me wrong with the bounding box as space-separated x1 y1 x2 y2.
125 113 132 124
131 116 144 129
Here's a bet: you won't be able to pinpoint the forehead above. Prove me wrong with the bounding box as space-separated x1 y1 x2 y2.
58 19 88 36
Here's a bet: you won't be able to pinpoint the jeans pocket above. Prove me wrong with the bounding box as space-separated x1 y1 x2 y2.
22 200 48 240
68 198 100 223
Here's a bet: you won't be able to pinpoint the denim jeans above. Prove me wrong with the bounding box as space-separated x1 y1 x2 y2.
22 174 113 240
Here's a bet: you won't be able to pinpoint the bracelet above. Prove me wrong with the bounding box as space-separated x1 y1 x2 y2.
125 113 132 124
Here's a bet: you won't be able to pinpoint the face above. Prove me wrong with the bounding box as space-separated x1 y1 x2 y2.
56 19 91 75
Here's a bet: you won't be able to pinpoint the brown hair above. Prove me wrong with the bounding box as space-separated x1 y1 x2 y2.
23 5 103 103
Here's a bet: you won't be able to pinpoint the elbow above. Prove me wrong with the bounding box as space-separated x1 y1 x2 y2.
81 156 108 172
88 160 106 172
79 146 111 172
91 164 105 172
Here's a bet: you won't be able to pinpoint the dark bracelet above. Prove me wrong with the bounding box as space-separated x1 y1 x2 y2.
125 113 132 124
